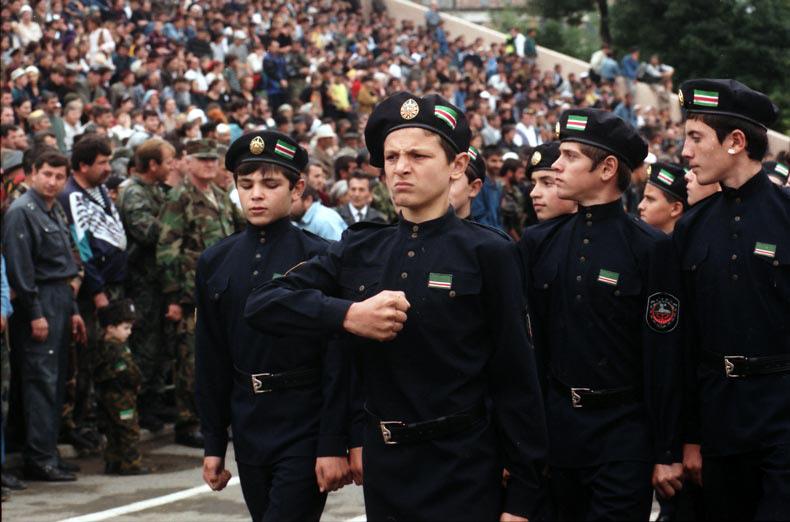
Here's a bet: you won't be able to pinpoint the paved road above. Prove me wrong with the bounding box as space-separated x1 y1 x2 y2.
2 435 366 522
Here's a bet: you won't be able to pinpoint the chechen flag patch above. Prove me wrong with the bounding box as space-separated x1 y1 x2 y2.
754 242 776 259
657 169 675 186
693 89 719 107
597 269 619 286
775 163 789 177
468 145 479 160
428 272 453 289
274 139 296 160
434 105 458 129
566 115 588 131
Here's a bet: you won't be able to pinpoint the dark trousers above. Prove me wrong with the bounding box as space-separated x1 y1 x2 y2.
550 461 654 521
236 457 326 522
703 445 790 521
15 283 73 467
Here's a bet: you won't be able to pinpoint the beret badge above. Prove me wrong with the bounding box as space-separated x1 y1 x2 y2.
400 99 420 120
531 151 542 166
250 136 265 155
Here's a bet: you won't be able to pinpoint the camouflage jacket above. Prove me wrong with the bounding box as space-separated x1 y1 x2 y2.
117 176 165 280
371 179 397 223
156 177 243 307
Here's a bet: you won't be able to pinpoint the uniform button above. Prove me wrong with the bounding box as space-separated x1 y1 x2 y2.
580 256 586 262
449 290 456 298
586 221 592 227
260 238 266 244
411 233 418 239
732 274 739 281
543 283 549 289
734 216 741 222
731 233 738 240
407 250 415 257
576 275 582 282
255 253 261 259
575 294 582 301
773 260 780 267
691 264 697 271
735 197 742 204
214 293 220 299
585 212 592 219
253 270 258 276
731 254 737 261
412 225 419 232
583 238 590 245
614 290 621 296
401 272 408 279
358 285 365 292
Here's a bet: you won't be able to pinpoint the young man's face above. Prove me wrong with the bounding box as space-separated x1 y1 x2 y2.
530 170 576 221
236 167 302 226
638 183 681 233
106 322 133 343
448 174 482 218
306 165 327 192
682 118 731 186
348 177 372 209
30 162 69 202
684 168 720 206
383 128 466 213
553 142 606 202
485 153 502 178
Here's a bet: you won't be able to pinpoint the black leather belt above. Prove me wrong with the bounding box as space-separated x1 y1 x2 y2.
233 366 320 395
550 375 639 409
365 403 486 446
701 350 790 378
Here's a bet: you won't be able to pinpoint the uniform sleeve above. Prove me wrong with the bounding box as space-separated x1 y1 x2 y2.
316 338 351 457
642 235 684 464
481 240 548 518
156 191 186 305
194 257 233 458
2 209 43 318
244 235 353 337
121 186 161 247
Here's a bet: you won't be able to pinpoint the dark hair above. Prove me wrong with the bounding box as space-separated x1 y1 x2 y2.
71 134 112 171
0 124 20 137
687 113 768 161
577 143 632 192
142 109 159 120
348 170 372 189
499 158 521 178
419 129 456 164
659 187 688 210
234 161 299 188
333 155 357 177
34 150 70 172
300 184 319 201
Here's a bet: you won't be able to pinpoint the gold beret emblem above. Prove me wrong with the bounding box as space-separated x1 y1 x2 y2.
677 89 684 107
250 136 265 155
646 164 652 176
555 121 561 139
400 99 419 120
531 151 542 166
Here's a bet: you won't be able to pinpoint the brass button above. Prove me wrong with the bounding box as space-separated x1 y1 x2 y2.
614 290 621 296
732 274 739 281
255 253 261 259
358 285 365 292
412 225 419 232
586 212 592 219
253 270 258 276
773 260 779 266
586 221 592 227
449 290 456 298
576 275 582 282
731 233 738 240
583 238 590 245
735 197 741 204
575 294 582 301
407 250 415 257
734 216 741 222
260 238 266 244
411 233 418 239
214 293 219 299
731 254 737 261
691 264 697 271
543 283 549 289
401 272 408 279
259 231 266 236
580 256 586 262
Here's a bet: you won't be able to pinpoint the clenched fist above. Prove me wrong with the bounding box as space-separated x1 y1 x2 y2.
343 290 410 342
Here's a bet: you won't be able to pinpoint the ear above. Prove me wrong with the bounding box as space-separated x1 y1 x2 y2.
291 177 305 200
449 151 470 182
726 129 747 155
598 155 619 183
469 178 483 198
669 200 684 219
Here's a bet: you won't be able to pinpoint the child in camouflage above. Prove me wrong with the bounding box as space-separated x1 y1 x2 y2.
95 299 150 475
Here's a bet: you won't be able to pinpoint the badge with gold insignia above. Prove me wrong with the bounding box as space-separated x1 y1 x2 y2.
400 99 419 120
646 164 652 176
250 136 265 155
531 151 542 166
555 121 561 139
677 89 684 107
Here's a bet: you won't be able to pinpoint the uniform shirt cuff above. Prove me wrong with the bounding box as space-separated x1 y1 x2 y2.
316 435 348 457
202 432 229 458
503 477 540 519
30 300 44 320
322 297 353 332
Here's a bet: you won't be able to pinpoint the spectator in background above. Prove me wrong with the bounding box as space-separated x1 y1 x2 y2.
613 93 638 128
335 172 386 225
621 47 640 94
263 40 288 112
11 5 42 47
290 185 347 241
305 162 331 205
425 1 440 31
62 101 84 152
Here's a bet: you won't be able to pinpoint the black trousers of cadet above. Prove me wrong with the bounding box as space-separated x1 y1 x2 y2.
550 461 654 521
236 457 327 522
703 444 790 521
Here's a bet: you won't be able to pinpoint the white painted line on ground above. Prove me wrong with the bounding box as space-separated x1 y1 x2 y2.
344 516 367 522
58 477 241 522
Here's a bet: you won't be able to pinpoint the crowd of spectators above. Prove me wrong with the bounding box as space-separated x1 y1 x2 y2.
2 0 786 495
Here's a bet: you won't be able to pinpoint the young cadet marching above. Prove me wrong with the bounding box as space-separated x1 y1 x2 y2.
675 79 789 521
194 131 355 522
638 161 688 235
447 145 485 220
520 109 684 520
245 93 548 522
527 141 577 223
95 299 149 475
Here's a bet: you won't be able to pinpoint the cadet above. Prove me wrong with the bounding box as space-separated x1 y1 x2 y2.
637 161 688 234
520 109 684 520
675 79 789 520
195 131 354 521
156 138 244 448
245 93 548 522
448 145 484 220
527 141 577 222
95 299 149 475
118 138 174 432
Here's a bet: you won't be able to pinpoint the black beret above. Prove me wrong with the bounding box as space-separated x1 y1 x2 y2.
678 79 779 129
225 130 308 175
527 141 560 176
555 108 647 170
647 161 688 204
466 145 486 181
763 161 789 184
98 299 137 327
365 92 471 168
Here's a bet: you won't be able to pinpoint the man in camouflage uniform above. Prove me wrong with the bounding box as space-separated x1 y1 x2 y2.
156 139 243 447
117 138 174 432
95 299 149 475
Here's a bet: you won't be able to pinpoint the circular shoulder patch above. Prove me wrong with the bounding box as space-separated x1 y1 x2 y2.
645 292 679 333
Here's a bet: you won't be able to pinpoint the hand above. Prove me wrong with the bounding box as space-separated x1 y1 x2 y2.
70 279 81 297
71 314 87 344
349 446 363 485
202 456 232 491
652 463 684 498
502 468 511 488
682 443 703 486
31 317 49 342
165 303 183 322
342 290 410 342
315 456 352 493
500 513 529 522
93 292 109 309
0 315 6 333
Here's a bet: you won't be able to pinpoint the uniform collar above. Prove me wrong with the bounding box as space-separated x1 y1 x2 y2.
398 206 457 238
28 187 56 213
577 198 624 223
721 169 769 200
245 215 292 240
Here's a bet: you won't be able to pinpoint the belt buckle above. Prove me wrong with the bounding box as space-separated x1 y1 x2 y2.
724 356 746 378
379 421 404 445
570 388 590 409
251 372 272 394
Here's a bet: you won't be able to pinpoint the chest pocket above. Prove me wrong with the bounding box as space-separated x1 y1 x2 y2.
205 275 230 303
681 243 719 292
338 268 380 301
752 240 790 304
592 269 642 322
424 270 482 299
532 262 558 292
